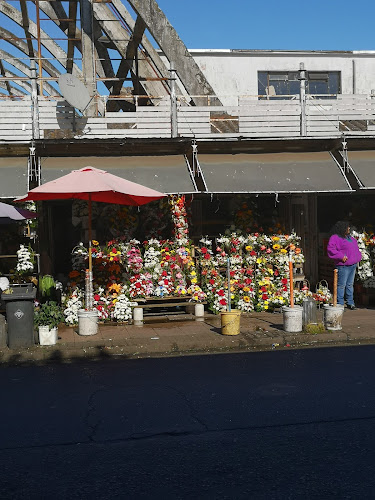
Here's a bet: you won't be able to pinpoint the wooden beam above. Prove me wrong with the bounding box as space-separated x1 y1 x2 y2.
0 60 13 96
127 0 222 105
66 0 78 74
110 15 146 97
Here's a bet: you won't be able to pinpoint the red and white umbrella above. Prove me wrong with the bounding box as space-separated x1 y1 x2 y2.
16 166 166 307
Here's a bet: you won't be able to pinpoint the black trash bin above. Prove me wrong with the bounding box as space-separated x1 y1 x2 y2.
1 284 36 349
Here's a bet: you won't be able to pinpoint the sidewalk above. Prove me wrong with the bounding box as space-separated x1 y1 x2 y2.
1 306 375 366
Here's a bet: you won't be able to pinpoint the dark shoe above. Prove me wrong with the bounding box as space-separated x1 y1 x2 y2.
347 304 357 310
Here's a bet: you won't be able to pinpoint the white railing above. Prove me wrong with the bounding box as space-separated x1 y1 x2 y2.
1 93 375 141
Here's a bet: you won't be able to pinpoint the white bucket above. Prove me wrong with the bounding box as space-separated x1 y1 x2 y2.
77 309 98 336
195 303 205 321
323 304 344 331
133 307 144 326
39 326 58 346
282 305 303 333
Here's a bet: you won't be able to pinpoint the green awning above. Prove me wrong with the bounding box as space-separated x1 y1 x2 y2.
197 152 352 193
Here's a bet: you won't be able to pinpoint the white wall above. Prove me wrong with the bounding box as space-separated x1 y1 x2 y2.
161 50 375 106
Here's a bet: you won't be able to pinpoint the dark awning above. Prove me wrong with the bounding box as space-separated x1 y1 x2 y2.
346 150 375 189
0 157 28 198
197 152 352 193
41 156 197 194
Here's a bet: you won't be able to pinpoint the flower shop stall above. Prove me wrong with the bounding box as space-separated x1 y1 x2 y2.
60 194 321 324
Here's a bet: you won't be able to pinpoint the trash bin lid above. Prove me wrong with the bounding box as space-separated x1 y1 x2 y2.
1 285 36 301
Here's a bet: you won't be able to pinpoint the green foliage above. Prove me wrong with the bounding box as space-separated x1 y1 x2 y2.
303 322 326 334
39 275 55 298
34 301 64 328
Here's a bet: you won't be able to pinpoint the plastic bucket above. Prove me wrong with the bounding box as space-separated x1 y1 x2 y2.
221 309 241 336
283 305 303 333
323 304 344 331
77 309 98 336
39 326 58 346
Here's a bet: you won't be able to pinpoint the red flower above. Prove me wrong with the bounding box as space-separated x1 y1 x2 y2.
230 271 235 277
94 294 100 301
209 279 215 285
245 278 252 284
164 279 169 285
261 286 267 292
162 270 168 277
218 289 225 296
274 269 279 276
201 247 208 254
262 294 268 300
204 253 211 260
281 278 288 284
250 251 256 256
135 282 141 289
219 298 227 306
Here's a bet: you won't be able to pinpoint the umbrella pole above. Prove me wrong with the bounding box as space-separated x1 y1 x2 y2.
86 195 93 310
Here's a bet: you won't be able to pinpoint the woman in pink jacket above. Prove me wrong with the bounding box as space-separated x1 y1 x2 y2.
327 221 362 310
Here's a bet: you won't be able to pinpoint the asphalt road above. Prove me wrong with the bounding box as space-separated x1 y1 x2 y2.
1 345 375 499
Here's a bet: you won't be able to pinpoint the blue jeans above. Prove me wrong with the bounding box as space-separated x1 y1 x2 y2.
337 264 357 306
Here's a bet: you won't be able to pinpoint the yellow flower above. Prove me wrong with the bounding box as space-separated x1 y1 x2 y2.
245 245 252 251
264 300 269 305
273 244 281 250
243 287 250 292
280 249 287 254
190 270 196 276
92 240 99 246
256 258 262 264
231 294 235 299
264 305 268 309
181 289 186 295
191 278 197 284
272 236 280 241
244 296 250 302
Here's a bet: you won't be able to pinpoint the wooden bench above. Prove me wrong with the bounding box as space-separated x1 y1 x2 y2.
131 296 206 323
132 296 201 310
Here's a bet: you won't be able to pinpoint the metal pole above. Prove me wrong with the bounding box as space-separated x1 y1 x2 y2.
35 0 43 96
30 59 40 140
169 61 178 138
299 62 307 136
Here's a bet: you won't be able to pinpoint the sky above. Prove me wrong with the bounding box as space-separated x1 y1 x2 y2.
156 0 375 51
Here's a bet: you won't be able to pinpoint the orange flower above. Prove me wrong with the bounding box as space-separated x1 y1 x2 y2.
108 283 121 293
69 270 80 278
295 247 301 254
289 244 296 251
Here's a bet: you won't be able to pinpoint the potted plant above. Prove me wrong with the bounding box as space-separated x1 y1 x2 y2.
34 301 64 345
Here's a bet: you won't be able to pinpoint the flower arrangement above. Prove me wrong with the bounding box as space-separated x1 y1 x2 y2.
312 281 332 305
352 231 373 281
62 229 309 321
170 195 191 245
16 244 34 275
34 301 64 329
62 287 84 325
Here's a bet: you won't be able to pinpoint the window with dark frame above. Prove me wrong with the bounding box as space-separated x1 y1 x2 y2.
258 71 341 99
